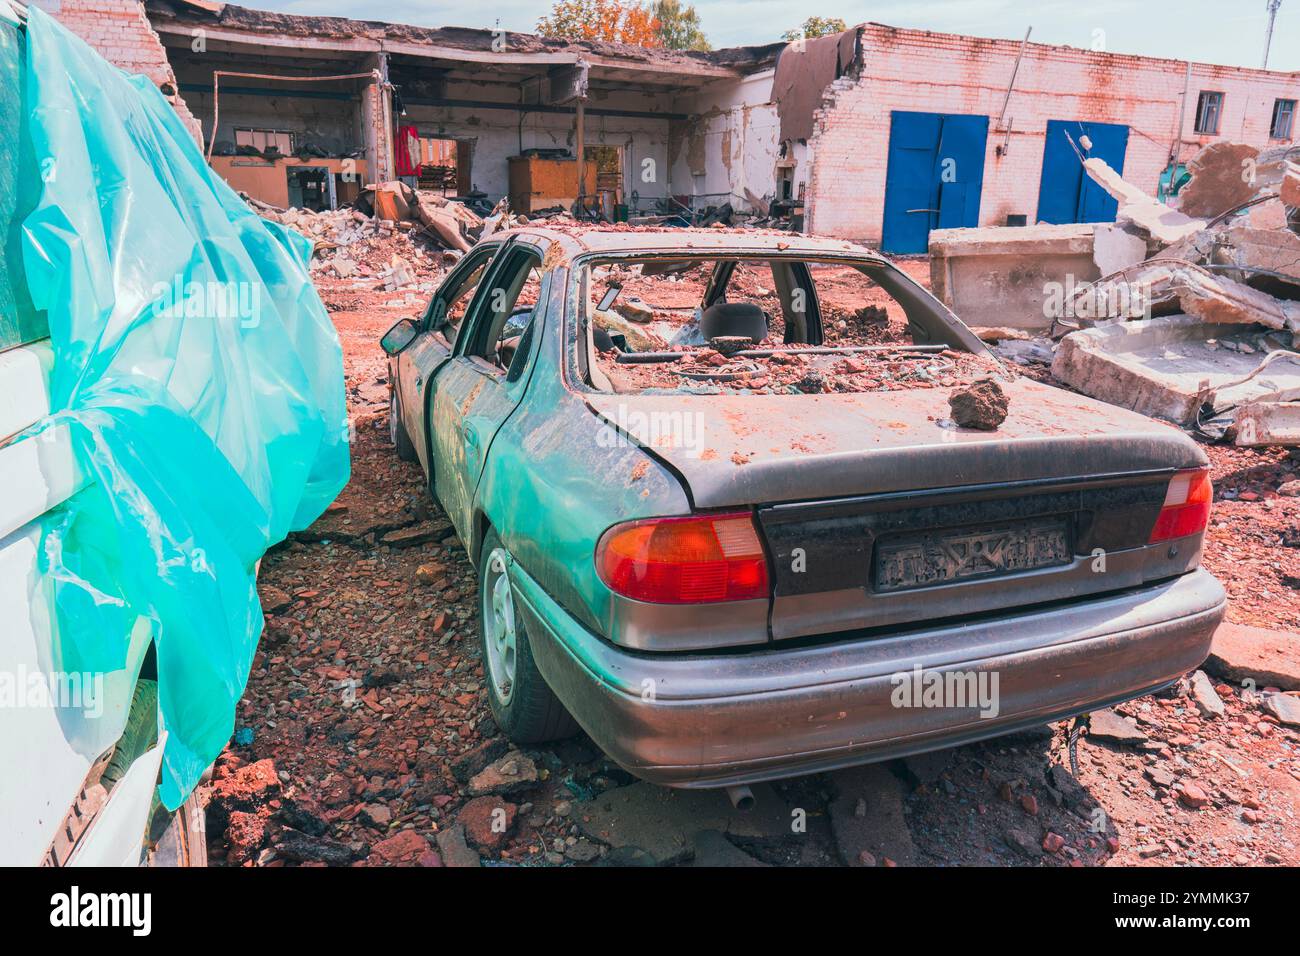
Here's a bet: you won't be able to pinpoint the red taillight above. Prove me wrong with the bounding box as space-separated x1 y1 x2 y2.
1149 468 1213 543
596 512 771 604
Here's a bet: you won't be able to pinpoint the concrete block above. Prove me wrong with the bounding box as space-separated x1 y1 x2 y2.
1092 223 1150 277
1233 401 1300 446
928 223 1099 331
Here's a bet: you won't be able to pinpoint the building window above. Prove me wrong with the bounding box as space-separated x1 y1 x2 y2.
1194 91 1223 135
1271 98 1295 140
234 128 294 156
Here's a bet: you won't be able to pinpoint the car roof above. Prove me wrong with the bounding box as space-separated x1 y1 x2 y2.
496 225 891 263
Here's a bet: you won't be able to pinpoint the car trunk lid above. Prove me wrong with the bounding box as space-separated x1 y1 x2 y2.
583 378 1208 641
582 378 1204 509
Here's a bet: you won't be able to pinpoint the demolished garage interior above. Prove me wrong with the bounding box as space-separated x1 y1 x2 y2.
142 0 788 221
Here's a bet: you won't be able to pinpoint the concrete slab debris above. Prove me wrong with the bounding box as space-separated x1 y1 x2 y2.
1176 142 1261 219
1232 400 1300 446
1214 224 1300 284
1082 157 1208 245
928 222 1100 330
1173 266 1298 331
1051 316 1262 425
1205 622 1300 692
576 781 795 866
826 763 916 866
1092 222 1150 277
1025 144 1300 446
1210 351 1300 413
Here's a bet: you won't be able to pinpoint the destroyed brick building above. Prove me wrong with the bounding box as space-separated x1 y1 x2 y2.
42 0 1300 247
805 25 1300 249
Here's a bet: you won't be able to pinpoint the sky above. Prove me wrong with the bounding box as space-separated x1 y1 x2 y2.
246 0 1300 72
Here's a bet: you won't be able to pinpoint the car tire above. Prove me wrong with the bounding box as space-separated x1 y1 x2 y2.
389 388 417 462
478 529 578 743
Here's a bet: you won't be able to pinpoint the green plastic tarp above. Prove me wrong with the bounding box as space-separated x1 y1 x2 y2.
15 7 349 808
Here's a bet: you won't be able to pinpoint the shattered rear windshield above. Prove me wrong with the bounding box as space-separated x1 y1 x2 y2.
579 255 1000 394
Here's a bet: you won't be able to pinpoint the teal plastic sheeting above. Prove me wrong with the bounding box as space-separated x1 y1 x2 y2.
0 14 42 349
17 8 349 808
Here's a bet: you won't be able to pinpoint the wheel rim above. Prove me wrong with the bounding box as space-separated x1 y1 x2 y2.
388 389 399 445
482 548 517 705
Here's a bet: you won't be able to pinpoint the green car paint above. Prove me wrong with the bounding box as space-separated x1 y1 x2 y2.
397 236 689 644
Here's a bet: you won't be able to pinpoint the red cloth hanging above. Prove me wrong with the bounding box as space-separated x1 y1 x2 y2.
394 124 420 177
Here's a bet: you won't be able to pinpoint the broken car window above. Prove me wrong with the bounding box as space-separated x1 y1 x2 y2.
462 249 544 371
431 247 497 346
580 254 992 395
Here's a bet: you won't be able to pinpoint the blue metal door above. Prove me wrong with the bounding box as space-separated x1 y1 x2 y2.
1036 120 1130 224
881 111 989 254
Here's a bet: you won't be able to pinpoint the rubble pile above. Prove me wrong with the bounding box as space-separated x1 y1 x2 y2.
1043 142 1300 447
598 342 1001 395
246 181 497 291
587 257 963 395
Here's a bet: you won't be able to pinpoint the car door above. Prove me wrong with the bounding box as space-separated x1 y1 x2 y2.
395 242 502 473
428 239 547 541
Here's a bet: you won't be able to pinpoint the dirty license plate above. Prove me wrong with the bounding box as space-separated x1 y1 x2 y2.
874 518 1071 592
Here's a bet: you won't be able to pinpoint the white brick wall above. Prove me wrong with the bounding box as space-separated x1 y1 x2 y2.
806 24 1300 242
49 0 202 138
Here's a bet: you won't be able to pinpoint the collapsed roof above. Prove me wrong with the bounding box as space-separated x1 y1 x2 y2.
145 0 786 83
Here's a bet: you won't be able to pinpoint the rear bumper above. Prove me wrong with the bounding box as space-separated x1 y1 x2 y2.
511 564 1225 788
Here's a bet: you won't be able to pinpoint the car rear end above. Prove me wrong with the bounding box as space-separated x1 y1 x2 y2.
507 383 1225 788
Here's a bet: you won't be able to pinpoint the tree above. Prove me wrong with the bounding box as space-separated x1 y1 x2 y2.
781 16 847 42
653 0 711 51
537 0 663 47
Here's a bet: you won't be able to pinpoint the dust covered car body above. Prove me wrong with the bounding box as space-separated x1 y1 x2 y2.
381 226 1225 789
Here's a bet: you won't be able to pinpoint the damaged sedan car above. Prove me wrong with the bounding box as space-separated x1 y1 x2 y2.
381 227 1226 791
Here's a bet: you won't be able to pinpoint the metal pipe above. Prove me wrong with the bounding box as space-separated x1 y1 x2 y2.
574 97 586 216
725 785 754 811
996 26 1032 128
1263 0 1283 69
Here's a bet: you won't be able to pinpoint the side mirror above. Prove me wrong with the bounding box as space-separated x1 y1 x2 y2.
381 318 420 356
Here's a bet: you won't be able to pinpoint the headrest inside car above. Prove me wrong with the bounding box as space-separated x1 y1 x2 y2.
698 302 768 343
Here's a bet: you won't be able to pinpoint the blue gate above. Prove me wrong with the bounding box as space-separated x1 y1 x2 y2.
881 111 989 254
1036 119 1130 224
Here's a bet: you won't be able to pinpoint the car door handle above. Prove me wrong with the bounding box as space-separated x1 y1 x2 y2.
462 424 479 447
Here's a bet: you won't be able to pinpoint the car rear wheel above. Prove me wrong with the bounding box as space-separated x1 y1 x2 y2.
478 530 578 743
389 387 416 461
